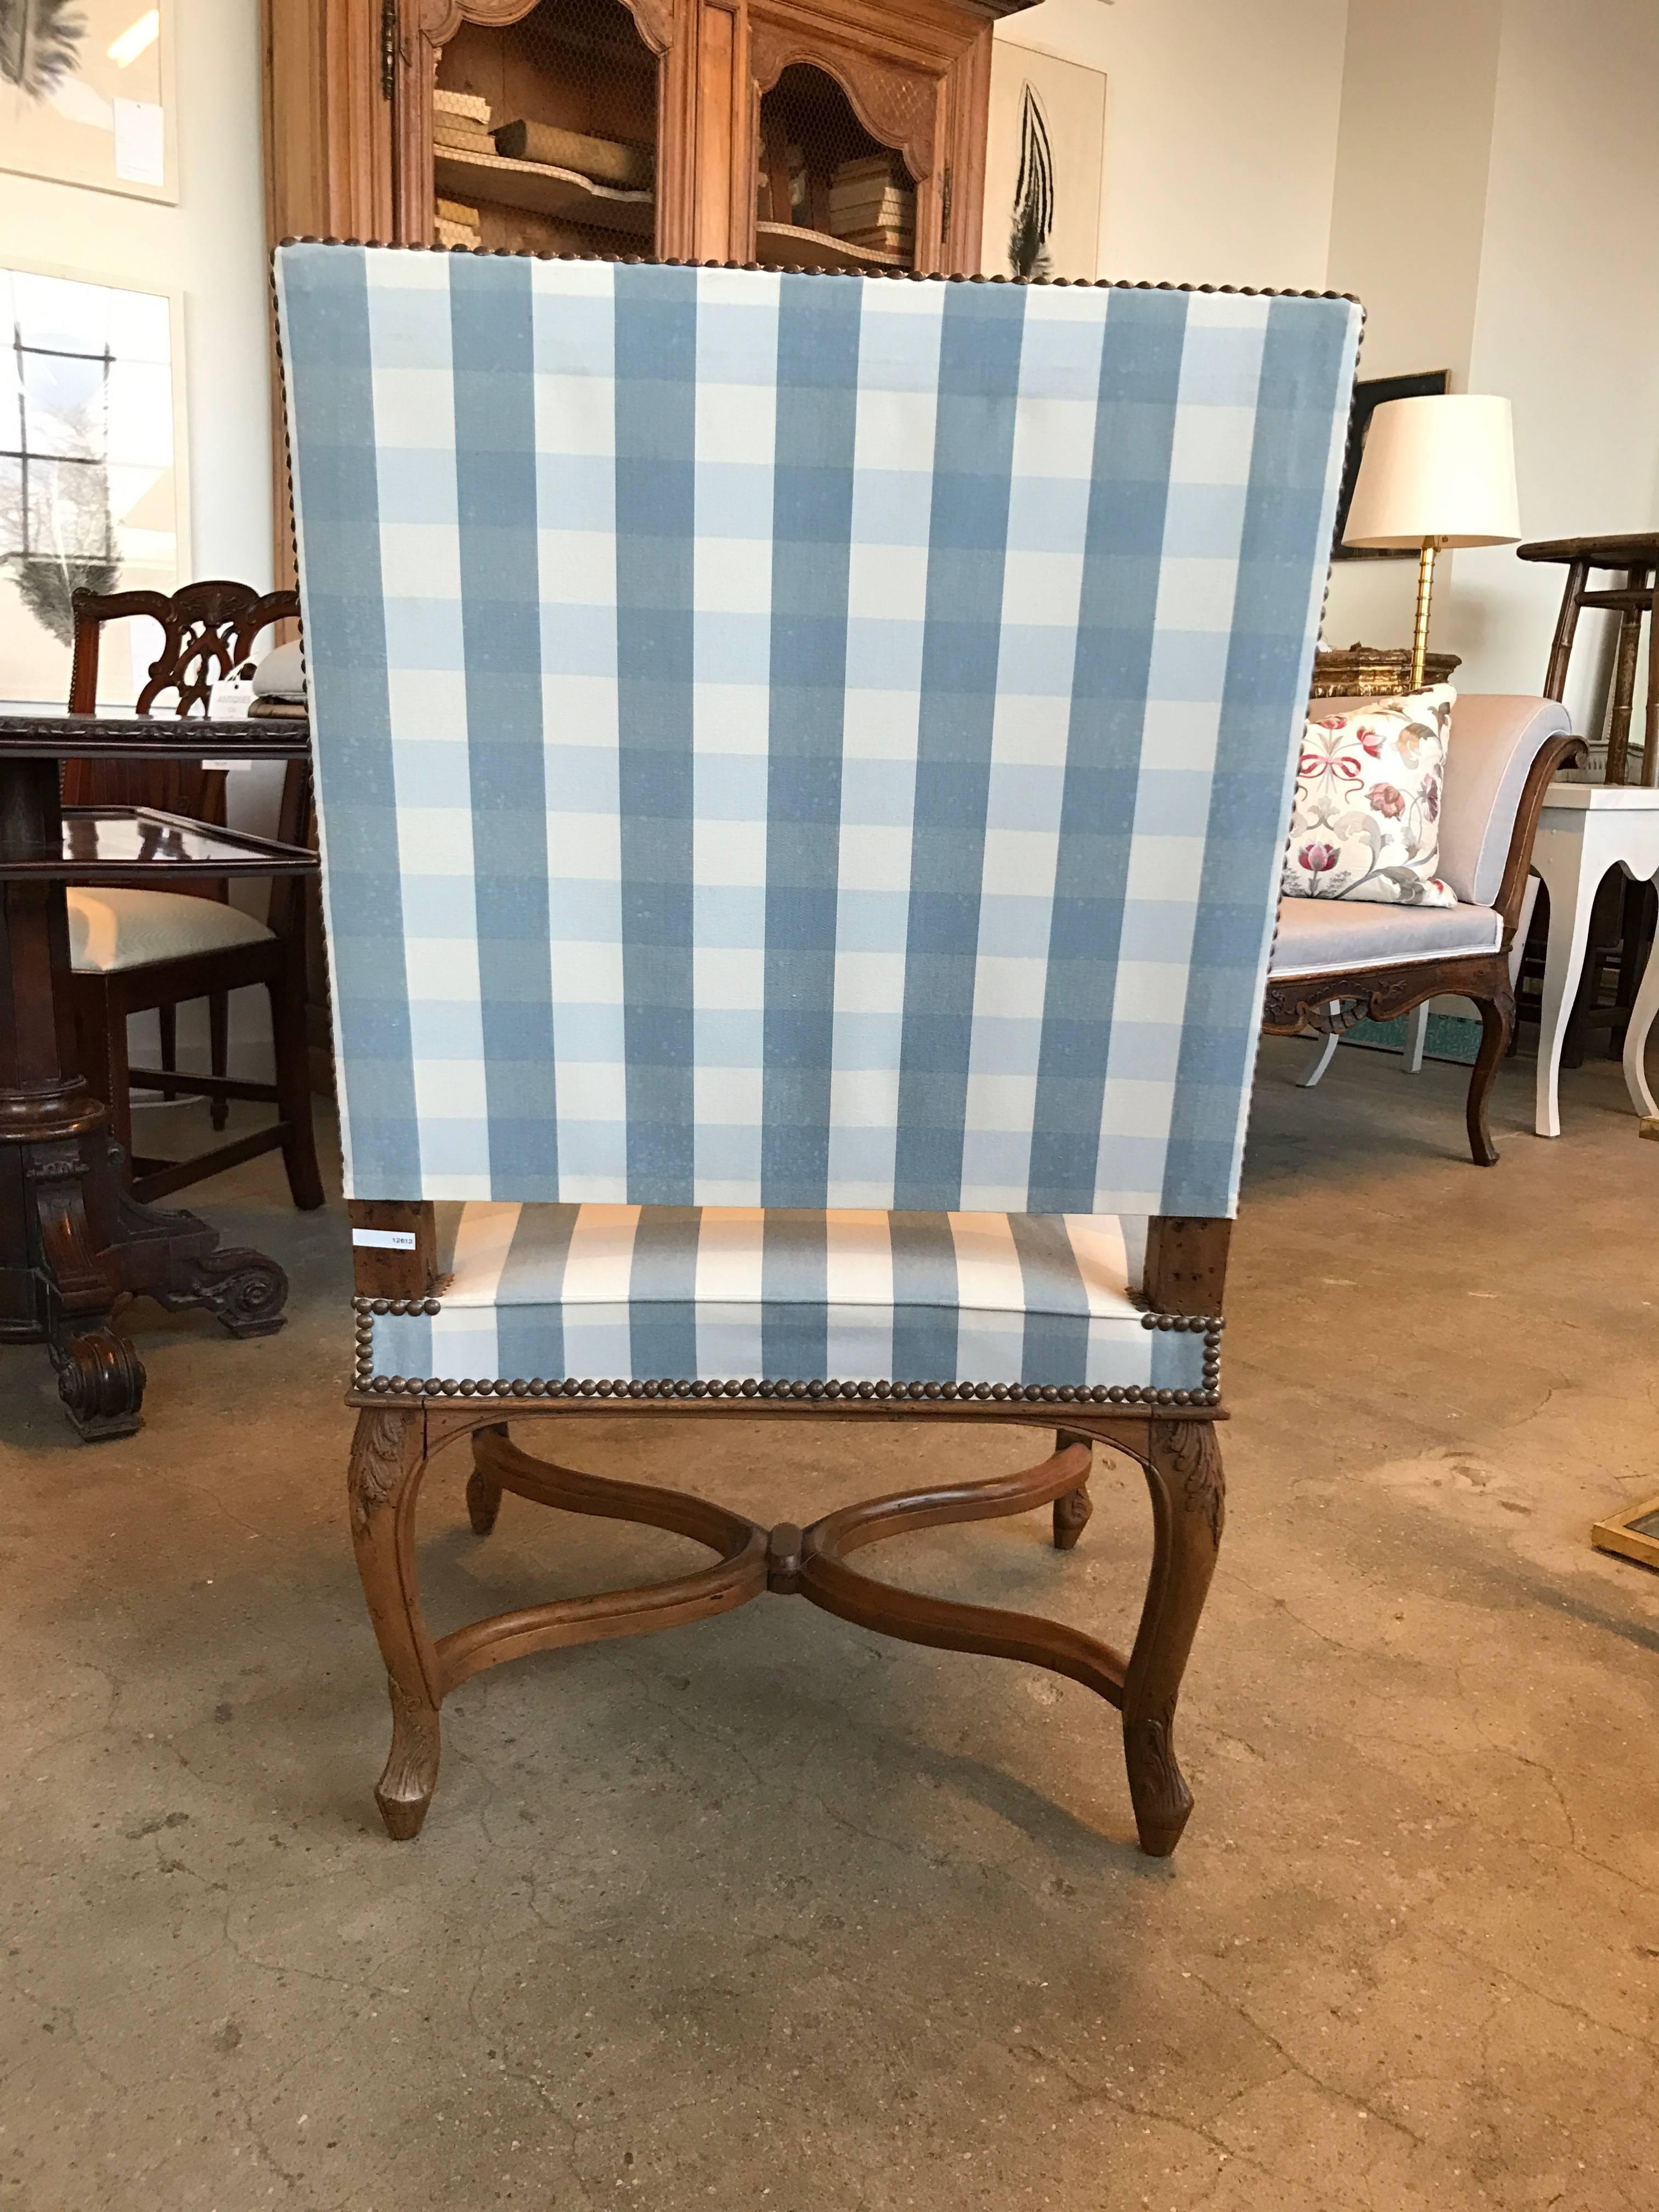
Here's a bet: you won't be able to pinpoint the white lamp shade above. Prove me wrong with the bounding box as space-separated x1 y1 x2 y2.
1343 393 1520 550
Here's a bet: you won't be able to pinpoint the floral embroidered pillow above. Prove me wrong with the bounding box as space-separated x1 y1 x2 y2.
1282 684 1457 907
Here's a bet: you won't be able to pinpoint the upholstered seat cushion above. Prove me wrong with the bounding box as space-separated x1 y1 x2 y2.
252 639 306 702
67 887 273 974
364 1204 1214 1401
1269 895 1502 978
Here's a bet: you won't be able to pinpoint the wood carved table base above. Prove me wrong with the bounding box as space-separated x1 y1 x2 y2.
0 1094 289 1441
347 1404 1227 1858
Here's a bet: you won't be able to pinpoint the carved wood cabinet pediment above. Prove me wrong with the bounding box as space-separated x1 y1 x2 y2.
264 0 1038 278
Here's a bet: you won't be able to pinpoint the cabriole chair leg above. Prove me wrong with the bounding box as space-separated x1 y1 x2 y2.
347 1407 442 1840
1121 1418 1226 1858
1467 987 1515 1167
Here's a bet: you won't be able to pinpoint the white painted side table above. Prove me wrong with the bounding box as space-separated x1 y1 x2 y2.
1530 783 1659 1137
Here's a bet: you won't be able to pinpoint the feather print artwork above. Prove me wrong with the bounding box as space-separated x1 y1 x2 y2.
0 0 88 103
1009 83 1055 280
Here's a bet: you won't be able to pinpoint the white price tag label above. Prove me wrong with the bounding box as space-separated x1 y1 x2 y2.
353 1229 417 1252
208 672 256 721
114 97 165 188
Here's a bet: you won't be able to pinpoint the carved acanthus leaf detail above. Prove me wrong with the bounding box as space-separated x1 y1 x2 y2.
1154 1419 1224 1549
349 1408 415 1536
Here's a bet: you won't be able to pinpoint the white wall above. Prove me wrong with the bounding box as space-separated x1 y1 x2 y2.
1322 0 1502 659
1324 0 1659 725
995 0 1348 293
0 0 274 704
1457 0 1659 719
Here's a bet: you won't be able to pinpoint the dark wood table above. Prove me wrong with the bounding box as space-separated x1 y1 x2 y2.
0 716 317 1440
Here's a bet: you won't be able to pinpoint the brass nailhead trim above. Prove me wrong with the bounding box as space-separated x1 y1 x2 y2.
357 1370 1218 1409
290 237 1359 314
359 1304 1222 1407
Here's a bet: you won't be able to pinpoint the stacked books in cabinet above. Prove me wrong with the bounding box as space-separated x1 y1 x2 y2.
433 91 489 244
435 197 482 250
827 156 915 257
431 85 655 247
433 88 495 160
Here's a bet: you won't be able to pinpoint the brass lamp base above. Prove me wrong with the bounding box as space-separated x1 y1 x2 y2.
1409 535 1443 689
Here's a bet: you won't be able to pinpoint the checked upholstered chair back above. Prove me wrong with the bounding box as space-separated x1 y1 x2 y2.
277 246 1358 1226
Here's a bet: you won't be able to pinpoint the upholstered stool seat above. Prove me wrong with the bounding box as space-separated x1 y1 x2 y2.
364 1203 1214 1399
1270 895 1503 978
67 886 274 974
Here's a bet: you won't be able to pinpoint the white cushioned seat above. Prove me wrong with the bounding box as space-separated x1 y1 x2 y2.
363 1201 1213 1398
1270 895 1502 978
67 887 273 974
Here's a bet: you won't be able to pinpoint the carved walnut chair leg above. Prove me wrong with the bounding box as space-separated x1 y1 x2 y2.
348 1407 443 1840
1120 1418 1225 1858
208 991 230 1131
157 1003 179 1101
266 967 326 1211
1052 1427 1094 1550
1466 985 1516 1167
466 1423 505 1535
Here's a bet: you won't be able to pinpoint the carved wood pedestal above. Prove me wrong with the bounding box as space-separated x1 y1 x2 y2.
0 1092 288 1440
0 724 313 1438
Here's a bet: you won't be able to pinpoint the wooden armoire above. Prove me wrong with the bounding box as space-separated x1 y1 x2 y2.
263 0 1039 279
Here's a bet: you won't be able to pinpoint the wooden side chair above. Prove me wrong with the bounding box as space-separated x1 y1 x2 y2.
65 583 324 1210
278 243 1361 1853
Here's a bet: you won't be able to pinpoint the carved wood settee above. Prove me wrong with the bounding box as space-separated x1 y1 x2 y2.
1263 693 1586 1162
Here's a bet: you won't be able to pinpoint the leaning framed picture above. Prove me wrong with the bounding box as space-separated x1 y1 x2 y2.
982 43 1106 284
1332 369 1451 560
0 1 178 204
0 258 189 710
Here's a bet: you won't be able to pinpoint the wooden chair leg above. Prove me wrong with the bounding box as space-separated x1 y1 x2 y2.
467 1425 504 1534
1052 1427 1093 1550
1467 985 1515 1167
157 1003 179 1101
267 967 325 1211
348 1408 442 1840
101 989 134 1161
1121 1419 1224 1858
208 991 230 1130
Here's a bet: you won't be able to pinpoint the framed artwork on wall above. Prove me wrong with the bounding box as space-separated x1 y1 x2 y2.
1332 369 1451 560
981 43 1106 284
0 1 178 204
0 260 188 709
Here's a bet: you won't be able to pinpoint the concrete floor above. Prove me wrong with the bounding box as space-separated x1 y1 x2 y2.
2 1040 1656 2211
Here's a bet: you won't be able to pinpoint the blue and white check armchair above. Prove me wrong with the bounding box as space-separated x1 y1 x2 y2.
278 244 1359 1853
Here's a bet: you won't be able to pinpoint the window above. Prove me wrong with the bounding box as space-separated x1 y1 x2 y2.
0 266 177 705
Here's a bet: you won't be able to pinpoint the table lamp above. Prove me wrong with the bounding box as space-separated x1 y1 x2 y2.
1343 393 1521 688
